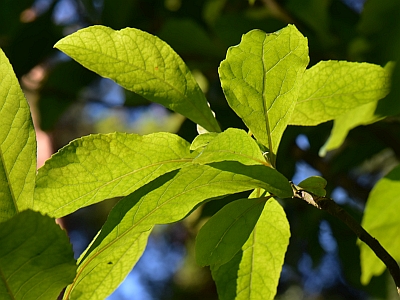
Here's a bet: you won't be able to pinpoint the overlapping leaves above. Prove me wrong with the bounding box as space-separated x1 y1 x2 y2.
64 163 290 299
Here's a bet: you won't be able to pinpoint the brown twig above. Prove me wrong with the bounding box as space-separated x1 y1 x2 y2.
291 184 400 295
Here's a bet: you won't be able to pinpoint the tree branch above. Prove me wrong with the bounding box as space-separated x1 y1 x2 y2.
291 184 400 295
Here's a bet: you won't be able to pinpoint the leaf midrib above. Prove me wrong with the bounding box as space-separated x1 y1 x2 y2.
65 169 262 298
0 145 18 215
56 41 220 132
37 158 193 216
208 198 264 261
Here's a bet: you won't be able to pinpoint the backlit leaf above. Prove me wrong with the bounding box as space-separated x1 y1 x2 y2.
54 25 220 132
0 210 76 300
196 197 266 267
219 25 309 159
359 164 400 284
290 61 390 126
0 48 36 222
190 132 219 151
65 163 286 299
319 62 395 156
211 195 290 300
34 132 194 218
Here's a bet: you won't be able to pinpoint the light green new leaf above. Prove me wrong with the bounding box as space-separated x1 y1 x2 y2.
0 49 36 222
359 164 400 285
319 62 395 155
193 128 269 166
34 132 194 218
196 197 266 267
64 163 286 300
219 25 309 157
0 210 76 300
54 25 220 133
190 132 219 151
211 197 290 300
290 61 390 126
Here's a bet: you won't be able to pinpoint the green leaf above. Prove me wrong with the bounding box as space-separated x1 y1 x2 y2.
290 61 391 126
0 210 76 300
211 196 290 300
319 62 395 156
0 48 36 222
54 25 221 133
190 132 219 151
219 25 309 158
64 163 285 299
193 128 269 166
359 164 400 284
210 161 292 198
33 132 194 218
196 197 266 267
298 176 327 197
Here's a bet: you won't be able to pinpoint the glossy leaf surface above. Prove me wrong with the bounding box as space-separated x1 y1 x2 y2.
54 26 220 133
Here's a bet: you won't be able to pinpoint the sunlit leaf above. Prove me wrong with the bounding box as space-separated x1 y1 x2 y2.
0 210 76 300
54 25 220 132
190 132 219 151
211 195 290 300
64 163 286 299
193 128 269 166
219 25 309 159
34 132 194 218
290 61 390 126
359 164 400 284
0 48 36 222
319 62 395 156
196 197 266 267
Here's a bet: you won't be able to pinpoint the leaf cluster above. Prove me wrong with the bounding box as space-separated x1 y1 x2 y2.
1 1 400 299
